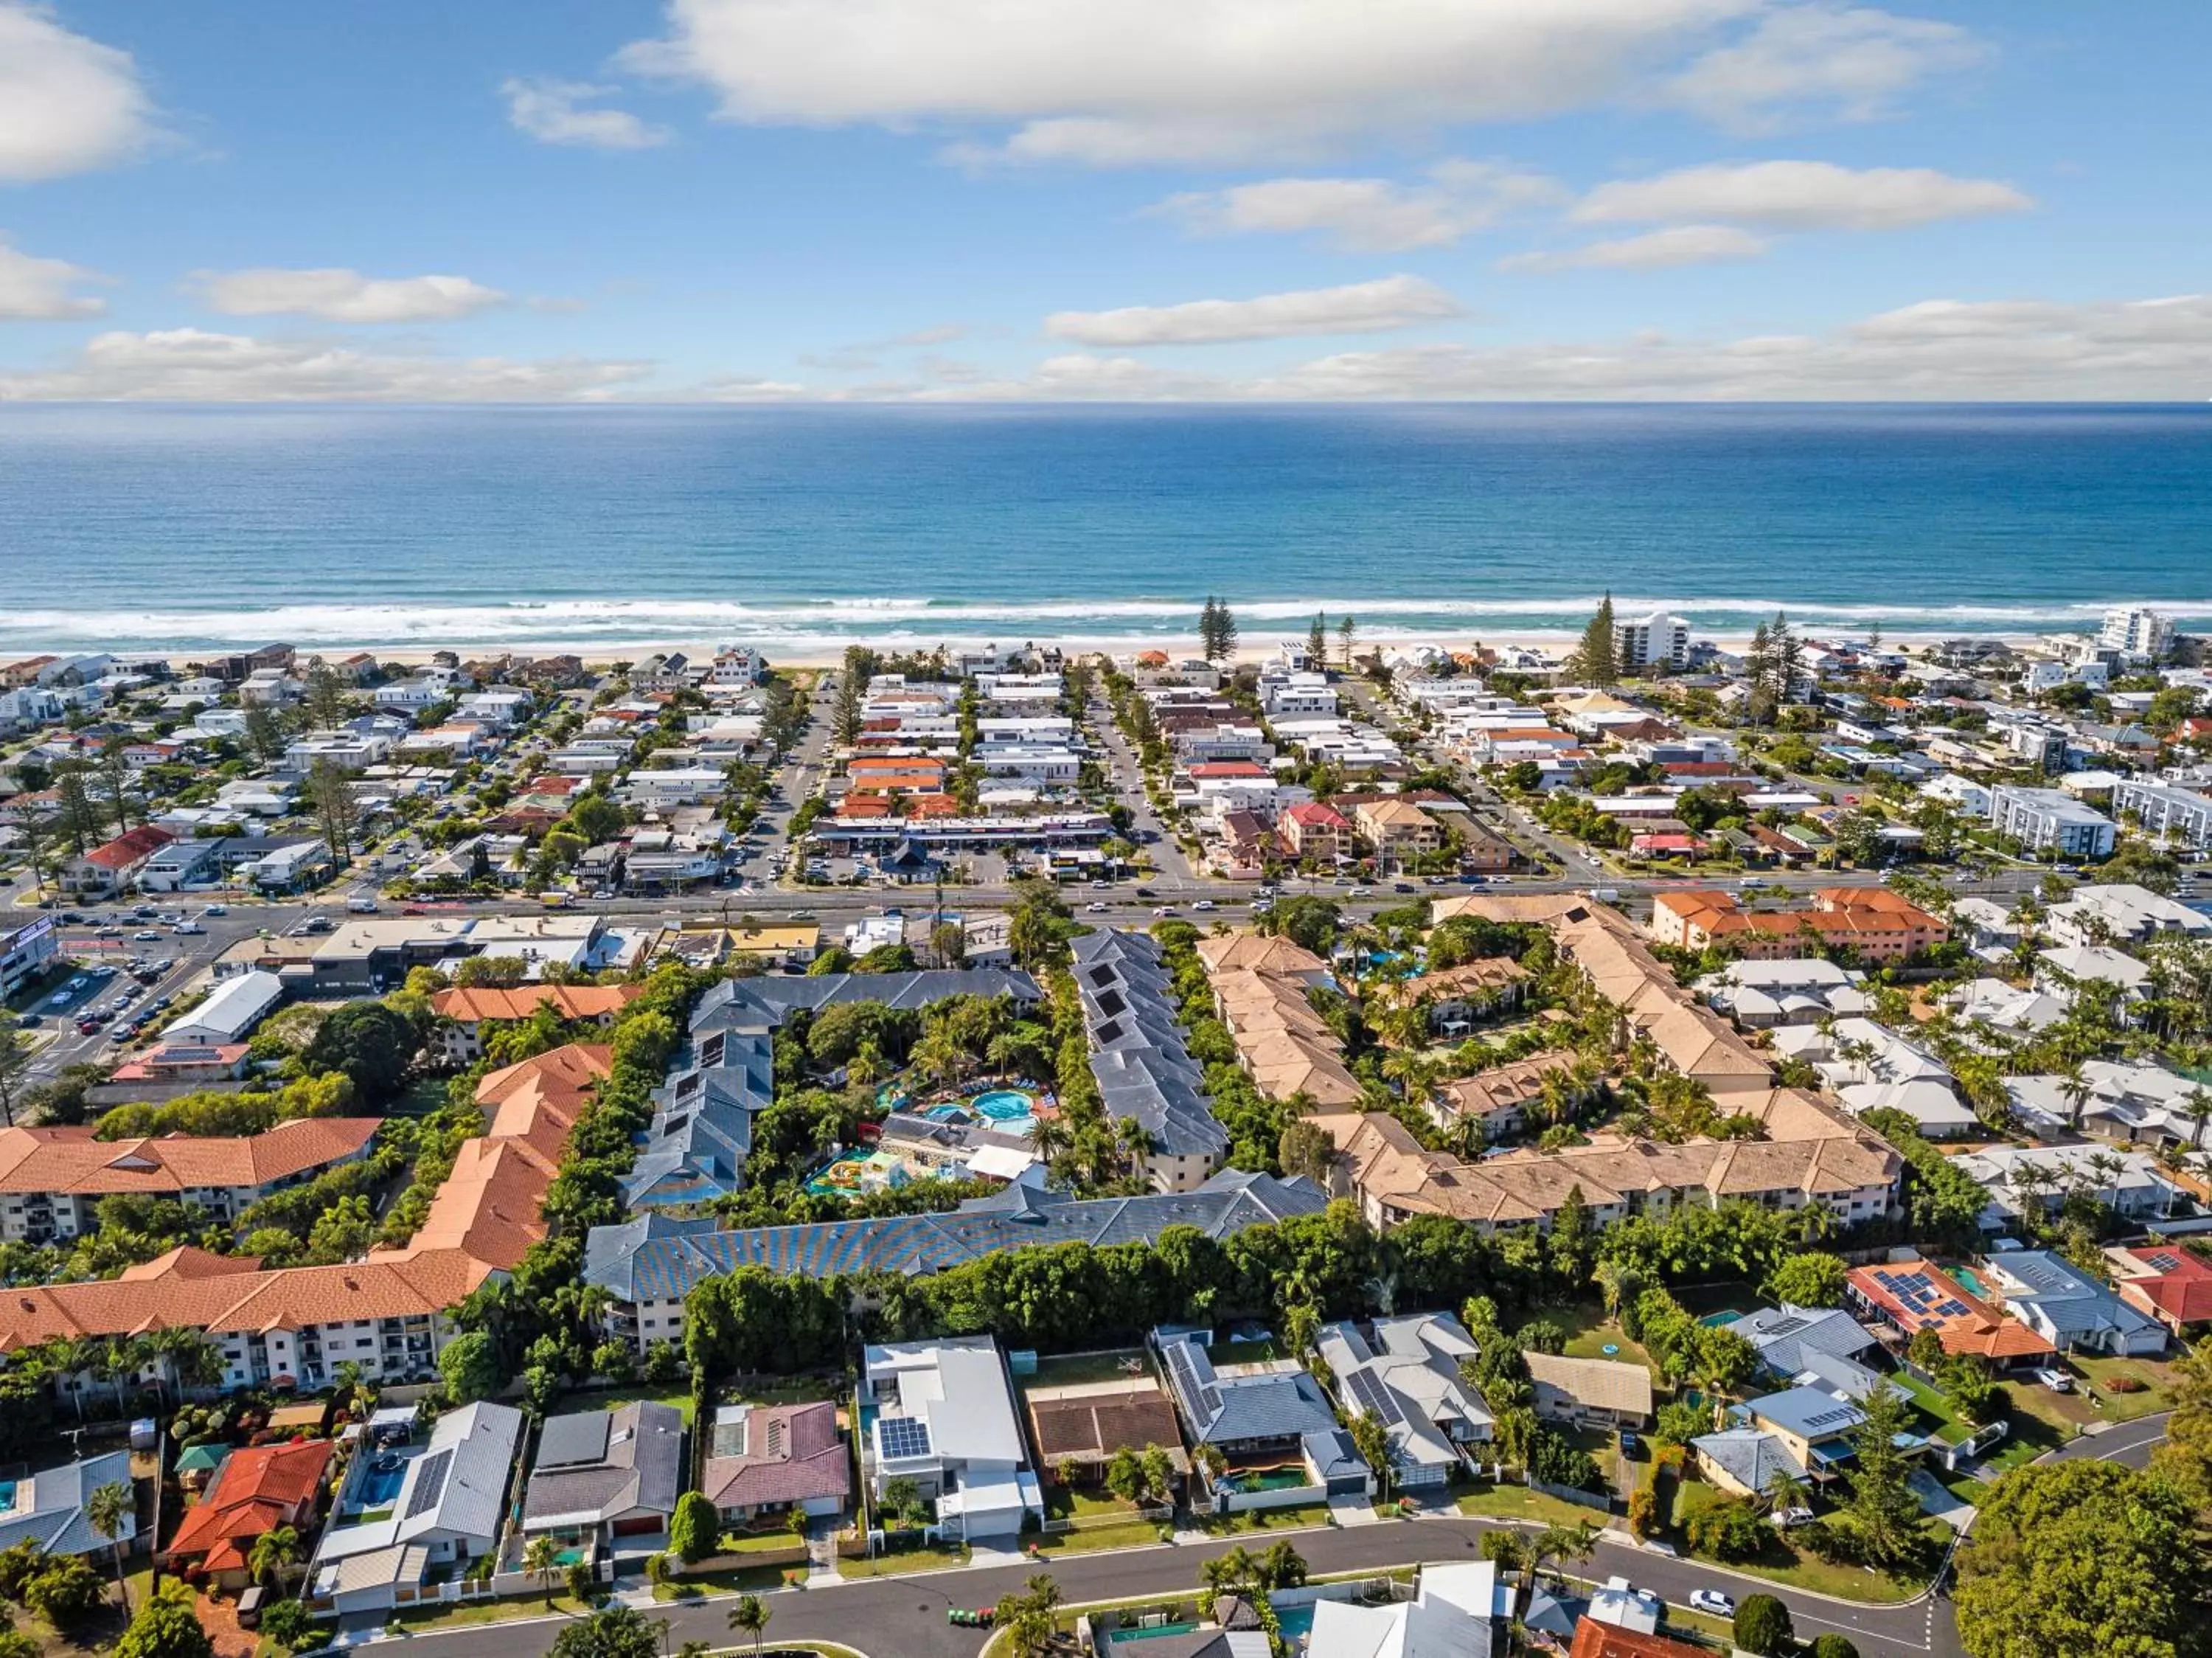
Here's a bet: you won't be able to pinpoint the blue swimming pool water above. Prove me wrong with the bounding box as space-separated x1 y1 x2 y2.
1276 1605 1317 1643
1107 1624 1197 1645
973 1089 1035 1120
358 1463 406 1506
1953 1266 1992 1300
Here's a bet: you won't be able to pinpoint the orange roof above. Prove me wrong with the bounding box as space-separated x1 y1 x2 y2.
430 984 642 1026
83 824 176 870
837 794 894 818
904 792 962 819
165 1438 333 1564
0 1118 380 1197
847 755 945 776
1846 1261 2055 1360
1569 1620 1707 1658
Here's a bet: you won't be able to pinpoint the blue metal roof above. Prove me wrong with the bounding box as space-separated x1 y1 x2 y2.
585 1168 1325 1302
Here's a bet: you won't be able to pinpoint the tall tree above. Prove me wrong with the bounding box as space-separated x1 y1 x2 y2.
306 757 359 861
1569 594 1618 686
97 741 134 833
1842 1381 1922 1567
242 704 288 765
52 763 99 855
0 1027 34 1128
1336 614 1357 669
1307 611 1328 670
1770 610 1802 701
305 662 348 728
1214 599 1239 665
1197 597 1220 662
86 1481 133 1613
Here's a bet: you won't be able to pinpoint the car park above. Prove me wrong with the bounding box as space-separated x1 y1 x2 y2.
1688 1589 1734 1617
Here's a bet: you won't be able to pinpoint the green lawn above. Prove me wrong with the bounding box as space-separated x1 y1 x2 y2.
1212 1337 1292 1368
1022 1519 1168 1556
654 1565 793 1598
714 1526 810 1553
1891 1372 1978 1448
836 1543 970 1578
1454 1483 1613 1529
1020 1350 1153 1390
1196 1502 1334 1535
1667 1481 1940 1604
554 1384 697 1423
2067 1353 2185 1422
1542 1300 1658 1380
390 1594 596 1632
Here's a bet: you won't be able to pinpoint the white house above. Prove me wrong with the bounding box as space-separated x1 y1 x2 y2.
860 1336 1040 1541
1315 1315 1492 1490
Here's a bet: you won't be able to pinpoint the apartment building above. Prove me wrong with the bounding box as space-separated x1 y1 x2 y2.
2112 778 2212 848
1648 887 1947 964
1988 785 2118 859
428 981 645 1062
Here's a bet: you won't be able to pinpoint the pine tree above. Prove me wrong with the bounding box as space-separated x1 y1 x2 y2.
1197 597 1220 662
1571 594 1618 687
1745 622 1773 704
1307 612 1328 670
1337 614 1357 669
1214 600 1239 665
1771 610 1801 702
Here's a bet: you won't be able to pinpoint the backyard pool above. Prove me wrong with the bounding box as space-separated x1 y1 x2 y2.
1953 1265 1992 1300
357 1459 407 1507
1107 1623 1197 1645
1276 1605 1317 1645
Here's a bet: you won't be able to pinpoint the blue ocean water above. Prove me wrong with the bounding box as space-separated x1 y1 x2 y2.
1 402 2209 654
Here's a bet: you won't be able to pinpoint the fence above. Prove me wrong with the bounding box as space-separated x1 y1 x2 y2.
1040 1502 1172 1534
1217 1481 1326 1515
1529 1477 1618 1513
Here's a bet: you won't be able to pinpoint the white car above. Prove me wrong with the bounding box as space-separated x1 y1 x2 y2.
1192 899 1216 912
2034 1367 2073 1392
1085 901 1108 912
1688 1589 1735 1617
201 903 227 916
1151 905 1174 916
1771 1506 1815 1530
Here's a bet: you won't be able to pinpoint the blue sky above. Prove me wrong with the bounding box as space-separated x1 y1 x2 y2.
1 0 2208 400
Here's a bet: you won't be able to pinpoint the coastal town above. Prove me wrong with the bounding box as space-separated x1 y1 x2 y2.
0 600 2207 1658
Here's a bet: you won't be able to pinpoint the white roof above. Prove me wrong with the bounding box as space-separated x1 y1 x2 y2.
168 970 284 1042
864 1336 1026 1468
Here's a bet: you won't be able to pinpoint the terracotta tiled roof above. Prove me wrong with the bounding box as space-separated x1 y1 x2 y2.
164 1438 333 1564
700 1401 852 1510
0 1118 380 1197
1846 1260 2056 1361
431 985 643 1027
82 825 176 870
1569 1620 1708 1658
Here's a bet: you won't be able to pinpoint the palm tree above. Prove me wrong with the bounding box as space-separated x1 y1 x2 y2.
523 1534 561 1607
2059 1064 2096 1133
1028 1112 1072 1170
40 1335 96 1422
248 1525 299 1592
1113 1115 1155 1182
86 1480 132 1614
1763 1468 1812 1516
2087 1149 2127 1213
100 1335 150 1420
2185 1087 2212 1151
727 1592 770 1654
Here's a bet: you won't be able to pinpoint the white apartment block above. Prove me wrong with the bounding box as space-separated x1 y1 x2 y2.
2112 779 2212 848
2100 606 2174 662
1989 785 2118 859
1618 610 1691 671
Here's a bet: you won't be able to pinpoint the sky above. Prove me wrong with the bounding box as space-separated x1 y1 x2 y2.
1 0 2208 402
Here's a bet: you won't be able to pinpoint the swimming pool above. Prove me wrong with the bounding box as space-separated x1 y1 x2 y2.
1953 1265 1992 1300
1276 1605 1317 1645
1107 1623 1197 1645
972 1089 1037 1121
357 1461 406 1506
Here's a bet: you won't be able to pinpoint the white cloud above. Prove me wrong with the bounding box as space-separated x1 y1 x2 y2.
0 237 107 318
1575 159 2031 231
1663 3 1984 132
0 4 153 182
501 77 669 150
0 328 653 402
192 268 509 323
1499 224 1768 273
1150 160 1562 252
1047 275 1461 347
627 0 1959 166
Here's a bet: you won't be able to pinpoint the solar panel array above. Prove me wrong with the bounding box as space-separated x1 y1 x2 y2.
1163 1339 1224 1424
1344 1367 1405 1429
877 1416 933 1460
1871 1267 1970 1322
2146 1252 2183 1272
1801 1404 1860 1432
405 1449 453 1521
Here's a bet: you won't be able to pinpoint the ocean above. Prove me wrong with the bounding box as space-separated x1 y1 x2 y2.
2 402 2210 656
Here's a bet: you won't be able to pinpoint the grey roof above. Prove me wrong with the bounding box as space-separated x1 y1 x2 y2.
1692 1426 1806 1494
1317 1314 1490 1472
1722 1304 1879 1378
0 1451 135 1557
1155 1333 1338 1446
587 1168 1324 1302
1746 1386 1866 1443
1990 1249 2166 1343
1072 930 1228 1159
524 1401 685 1529
400 1401 524 1547
1301 1427 1368 1482
689 968 1042 1036
623 1025 775 1210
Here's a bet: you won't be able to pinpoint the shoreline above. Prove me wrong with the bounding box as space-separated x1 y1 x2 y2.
93 625 2081 675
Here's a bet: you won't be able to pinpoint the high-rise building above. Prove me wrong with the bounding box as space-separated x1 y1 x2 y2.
2100 606 2174 661
1617 610 1691 671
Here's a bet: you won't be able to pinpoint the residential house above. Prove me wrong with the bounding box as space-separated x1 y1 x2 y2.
1697 958 1870 1028
1315 1314 1492 1488
2104 1245 2212 1337
63 824 176 895
702 1401 850 1525
1522 1353 1652 1430
164 1438 332 1589
1568 1618 1706 1658
1309 1561 1503 1658
1719 1305 1878 1386
1736 1385 1871 1483
1845 1259 2056 1371
1155 1331 1343 1463
306 1402 525 1617
0 1450 139 1560
1690 1426 1806 1502
1976 1249 2168 1356
860 1336 1041 1541
521 1402 686 1546
1023 1379 1186 1490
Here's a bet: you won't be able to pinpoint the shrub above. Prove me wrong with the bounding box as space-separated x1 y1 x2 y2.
1733 1592 1794 1656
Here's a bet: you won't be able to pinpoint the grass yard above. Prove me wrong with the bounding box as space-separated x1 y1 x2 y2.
1212 1337 1292 1368
653 1565 793 1598
1542 1299 1658 1378
836 1542 971 1578
554 1384 696 1423
1453 1482 1613 1529
1022 1518 1168 1556
389 1594 596 1632
1020 1350 1153 1391
1195 1502 1334 1536
1891 1372 1978 1448
2067 1353 2185 1422
1668 1481 1940 1605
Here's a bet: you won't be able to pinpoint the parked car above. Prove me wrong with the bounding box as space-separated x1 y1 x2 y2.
2035 1367 2073 1392
1688 1589 1735 1617
1772 1506 1815 1529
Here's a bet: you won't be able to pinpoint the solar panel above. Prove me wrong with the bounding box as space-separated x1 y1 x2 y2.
1346 1368 1405 1429
2147 1252 2183 1272
877 1416 932 1460
405 1450 453 1521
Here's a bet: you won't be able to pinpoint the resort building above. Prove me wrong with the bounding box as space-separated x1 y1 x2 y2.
1196 933 1363 1110
1071 930 1229 1192
429 982 646 1062
1647 887 1947 964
